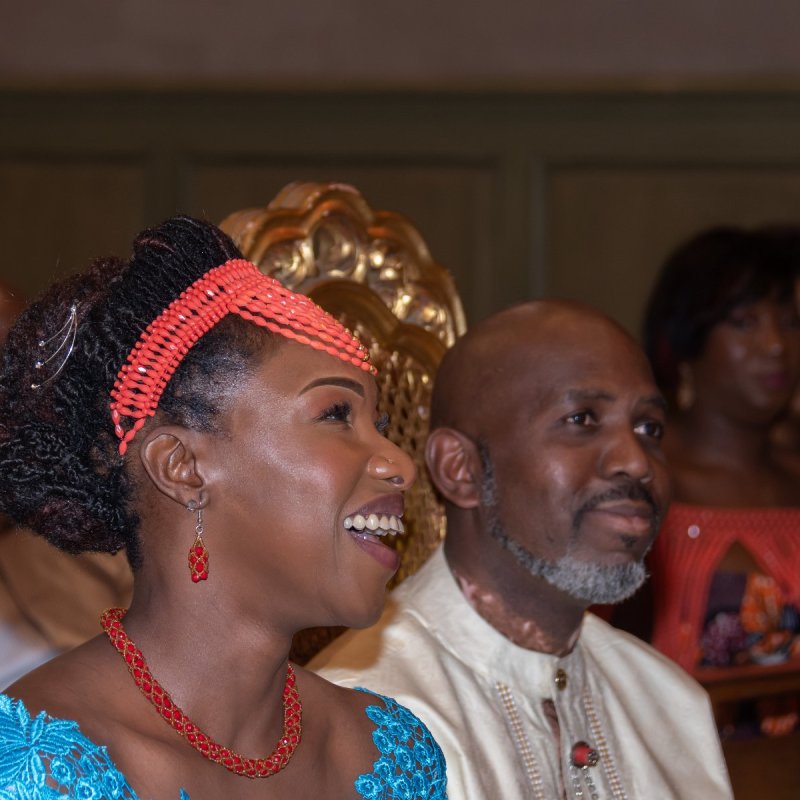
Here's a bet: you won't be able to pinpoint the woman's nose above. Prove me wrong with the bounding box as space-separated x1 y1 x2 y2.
368 442 417 489
758 312 794 357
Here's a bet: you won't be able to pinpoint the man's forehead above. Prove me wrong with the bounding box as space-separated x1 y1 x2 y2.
438 300 656 428
482 329 659 412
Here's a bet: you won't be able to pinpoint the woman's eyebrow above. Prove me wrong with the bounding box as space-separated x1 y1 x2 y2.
299 376 366 397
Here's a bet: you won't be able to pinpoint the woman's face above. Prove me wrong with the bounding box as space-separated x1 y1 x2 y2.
692 294 800 423
202 340 416 632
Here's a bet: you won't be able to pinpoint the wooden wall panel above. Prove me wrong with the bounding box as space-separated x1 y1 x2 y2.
548 168 800 337
0 160 146 301
2 91 800 329
184 161 497 323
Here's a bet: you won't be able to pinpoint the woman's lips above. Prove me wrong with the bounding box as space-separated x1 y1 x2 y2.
349 531 401 572
343 493 406 572
347 493 405 520
758 370 791 392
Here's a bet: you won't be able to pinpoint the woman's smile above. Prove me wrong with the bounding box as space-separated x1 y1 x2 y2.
343 494 406 571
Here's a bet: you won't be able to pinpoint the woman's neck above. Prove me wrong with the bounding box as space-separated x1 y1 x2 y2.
666 405 800 507
670 404 772 468
118 578 296 757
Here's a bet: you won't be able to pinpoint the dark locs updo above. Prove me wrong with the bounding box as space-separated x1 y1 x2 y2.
0 217 274 568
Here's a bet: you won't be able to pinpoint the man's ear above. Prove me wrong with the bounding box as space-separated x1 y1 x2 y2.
139 427 207 508
425 427 482 509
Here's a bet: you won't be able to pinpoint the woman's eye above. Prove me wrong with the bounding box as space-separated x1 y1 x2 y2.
726 310 756 330
375 413 390 435
319 401 352 424
635 420 664 440
778 310 800 330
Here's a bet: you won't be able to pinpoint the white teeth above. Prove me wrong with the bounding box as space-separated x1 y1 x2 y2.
344 511 406 536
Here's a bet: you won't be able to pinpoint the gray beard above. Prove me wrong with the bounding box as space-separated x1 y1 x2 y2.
478 442 648 605
487 525 647 604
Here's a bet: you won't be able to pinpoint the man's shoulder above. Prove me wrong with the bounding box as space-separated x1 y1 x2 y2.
311 549 454 671
581 612 708 698
309 589 440 685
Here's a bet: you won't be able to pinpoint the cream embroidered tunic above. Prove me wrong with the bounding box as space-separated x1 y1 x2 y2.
311 546 733 800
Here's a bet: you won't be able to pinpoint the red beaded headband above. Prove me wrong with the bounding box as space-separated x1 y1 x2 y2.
110 258 374 455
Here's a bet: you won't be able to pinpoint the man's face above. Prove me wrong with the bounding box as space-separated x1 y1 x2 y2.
474 316 670 605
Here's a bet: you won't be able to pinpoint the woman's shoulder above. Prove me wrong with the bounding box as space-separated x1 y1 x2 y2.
5 636 116 721
299 669 447 799
0 691 139 799
352 688 448 800
0 692 191 800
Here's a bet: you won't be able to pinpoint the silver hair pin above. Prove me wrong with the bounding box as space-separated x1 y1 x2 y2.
30 304 78 389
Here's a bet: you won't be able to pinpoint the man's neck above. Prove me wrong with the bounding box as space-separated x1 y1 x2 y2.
447 556 585 656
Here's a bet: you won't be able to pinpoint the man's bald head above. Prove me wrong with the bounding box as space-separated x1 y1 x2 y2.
430 299 651 436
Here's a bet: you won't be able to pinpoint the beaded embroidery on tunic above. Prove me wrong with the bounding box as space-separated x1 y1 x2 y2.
494 681 627 800
0 692 447 799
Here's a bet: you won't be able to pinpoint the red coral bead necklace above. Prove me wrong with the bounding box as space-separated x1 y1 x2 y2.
100 607 303 778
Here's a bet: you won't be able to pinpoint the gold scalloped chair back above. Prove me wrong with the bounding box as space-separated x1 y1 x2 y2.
220 182 466 663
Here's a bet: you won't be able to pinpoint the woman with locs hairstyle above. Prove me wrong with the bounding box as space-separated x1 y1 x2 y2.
643 224 800 739
0 216 447 798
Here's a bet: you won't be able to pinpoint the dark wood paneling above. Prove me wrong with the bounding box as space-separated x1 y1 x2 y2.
0 159 146 301
2 90 800 325
549 167 800 336
185 160 497 323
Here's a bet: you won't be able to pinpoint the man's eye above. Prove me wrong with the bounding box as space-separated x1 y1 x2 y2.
634 420 664 440
375 413 390 434
319 401 352 423
565 411 595 427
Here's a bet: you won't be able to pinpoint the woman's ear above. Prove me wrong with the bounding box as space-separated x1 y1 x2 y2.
139 427 207 508
425 427 481 509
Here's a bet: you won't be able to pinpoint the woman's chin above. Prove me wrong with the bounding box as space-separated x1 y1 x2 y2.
339 595 389 631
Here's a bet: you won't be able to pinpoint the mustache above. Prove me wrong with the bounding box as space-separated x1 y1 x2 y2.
575 481 663 532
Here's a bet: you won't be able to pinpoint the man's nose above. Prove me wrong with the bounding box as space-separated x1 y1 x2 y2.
599 430 653 484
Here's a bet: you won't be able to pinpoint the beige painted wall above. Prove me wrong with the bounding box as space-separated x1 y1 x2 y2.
4 1 800 87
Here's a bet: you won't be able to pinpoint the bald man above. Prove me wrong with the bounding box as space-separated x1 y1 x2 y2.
312 300 733 799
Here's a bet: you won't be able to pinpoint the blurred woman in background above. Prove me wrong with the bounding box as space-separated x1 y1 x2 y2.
644 225 800 738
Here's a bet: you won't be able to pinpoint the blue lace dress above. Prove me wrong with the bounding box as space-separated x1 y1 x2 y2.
0 690 447 799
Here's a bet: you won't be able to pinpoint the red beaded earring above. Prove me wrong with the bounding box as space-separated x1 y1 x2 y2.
187 501 209 583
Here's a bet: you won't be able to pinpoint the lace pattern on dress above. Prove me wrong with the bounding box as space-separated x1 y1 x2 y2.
0 692 445 800
0 693 160 800
354 690 447 799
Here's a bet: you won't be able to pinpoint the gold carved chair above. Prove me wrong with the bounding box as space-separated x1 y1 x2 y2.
220 181 466 663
